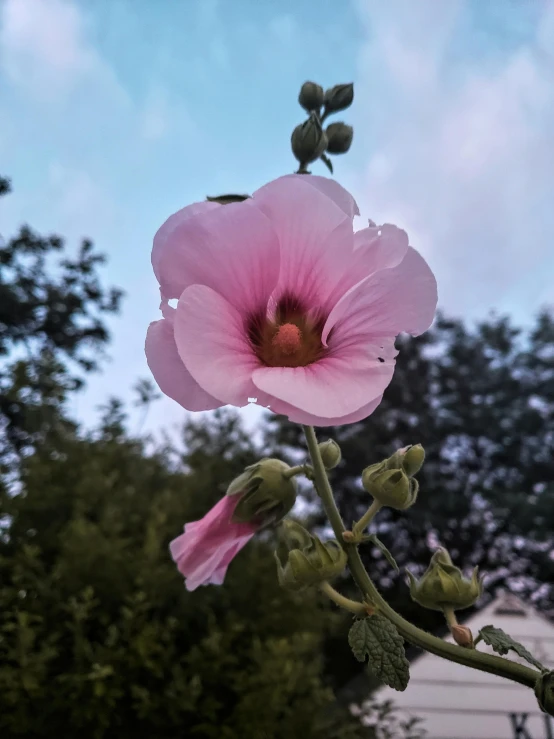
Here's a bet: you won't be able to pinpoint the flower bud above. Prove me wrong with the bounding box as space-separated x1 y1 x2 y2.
291 113 328 165
318 439 341 470
298 81 324 112
451 624 474 649
361 466 418 510
325 122 353 154
399 444 425 478
274 520 347 592
323 83 354 114
535 670 554 717
227 458 297 526
407 548 483 612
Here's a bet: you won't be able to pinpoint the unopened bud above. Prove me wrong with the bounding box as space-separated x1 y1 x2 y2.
323 83 354 114
362 466 418 510
399 444 425 477
291 113 328 165
275 520 347 592
407 548 483 612
227 458 297 526
451 624 474 649
318 439 342 470
298 81 324 112
325 122 353 155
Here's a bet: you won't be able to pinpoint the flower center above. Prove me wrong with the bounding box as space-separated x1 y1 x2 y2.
272 323 302 356
246 293 328 369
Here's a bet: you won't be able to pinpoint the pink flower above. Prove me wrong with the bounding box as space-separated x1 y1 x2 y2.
170 495 257 591
146 175 437 426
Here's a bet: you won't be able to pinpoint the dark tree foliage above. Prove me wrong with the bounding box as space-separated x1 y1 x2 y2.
0 407 387 739
0 176 123 468
266 312 554 626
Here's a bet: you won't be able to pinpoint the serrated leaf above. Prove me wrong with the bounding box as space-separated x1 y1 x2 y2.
478 625 546 671
348 615 410 691
320 153 333 174
363 534 399 572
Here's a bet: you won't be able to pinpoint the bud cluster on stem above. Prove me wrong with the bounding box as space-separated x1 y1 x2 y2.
301 425 545 703
292 80 355 174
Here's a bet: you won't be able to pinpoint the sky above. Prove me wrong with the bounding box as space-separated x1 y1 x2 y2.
1 0 554 438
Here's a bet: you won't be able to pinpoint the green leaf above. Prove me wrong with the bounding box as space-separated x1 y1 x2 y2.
206 194 251 204
348 615 410 691
362 534 399 572
478 625 546 671
320 153 333 174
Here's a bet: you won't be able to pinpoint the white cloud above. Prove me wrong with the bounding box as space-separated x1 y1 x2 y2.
0 0 127 104
352 0 554 320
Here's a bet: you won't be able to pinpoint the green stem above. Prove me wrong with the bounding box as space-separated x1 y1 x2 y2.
302 425 540 690
352 499 382 536
443 606 458 630
282 464 312 480
319 581 367 616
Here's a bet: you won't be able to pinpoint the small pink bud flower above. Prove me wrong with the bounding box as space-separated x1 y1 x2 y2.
170 496 257 592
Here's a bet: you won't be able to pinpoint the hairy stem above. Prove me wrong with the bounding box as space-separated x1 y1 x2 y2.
302 425 540 689
352 499 382 536
319 581 367 616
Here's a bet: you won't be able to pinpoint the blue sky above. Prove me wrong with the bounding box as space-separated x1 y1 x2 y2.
1 0 553 437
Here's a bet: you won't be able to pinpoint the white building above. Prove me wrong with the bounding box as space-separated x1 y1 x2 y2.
366 592 554 739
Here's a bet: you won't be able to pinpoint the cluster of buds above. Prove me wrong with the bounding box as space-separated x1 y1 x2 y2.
274 519 347 592
407 548 483 613
361 444 425 510
228 458 298 526
291 81 354 173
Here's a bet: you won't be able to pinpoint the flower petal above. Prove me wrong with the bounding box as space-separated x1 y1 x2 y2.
252 353 394 419
184 532 254 591
322 246 438 345
252 174 355 309
174 284 260 407
323 223 411 312
145 318 222 412
263 174 360 219
263 393 384 426
152 201 221 300
152 198 280 315
169 496 256 591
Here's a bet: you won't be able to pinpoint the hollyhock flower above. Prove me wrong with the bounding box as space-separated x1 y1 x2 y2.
146 175 437 426
171 459 297 590
170 495 257 591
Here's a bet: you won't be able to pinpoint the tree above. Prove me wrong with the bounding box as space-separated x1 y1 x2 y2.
266 312 554 627
0 175 123 476
0 405 395 738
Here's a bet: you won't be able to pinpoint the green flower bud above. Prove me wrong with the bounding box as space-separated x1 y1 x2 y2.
274 520 347 592
227 458 297 526
298 81 324 112
407 548 483 612
398 444 425 477
323 83 354 114
318 439 341 470
535 670 554 717
291 113 328 165
361 466 418 510
325 122 353 155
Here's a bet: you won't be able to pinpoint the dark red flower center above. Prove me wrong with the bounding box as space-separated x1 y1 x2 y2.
247 293 327 368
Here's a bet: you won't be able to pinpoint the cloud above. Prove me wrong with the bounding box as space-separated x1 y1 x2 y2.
0 0 127 104
352 0 554 320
